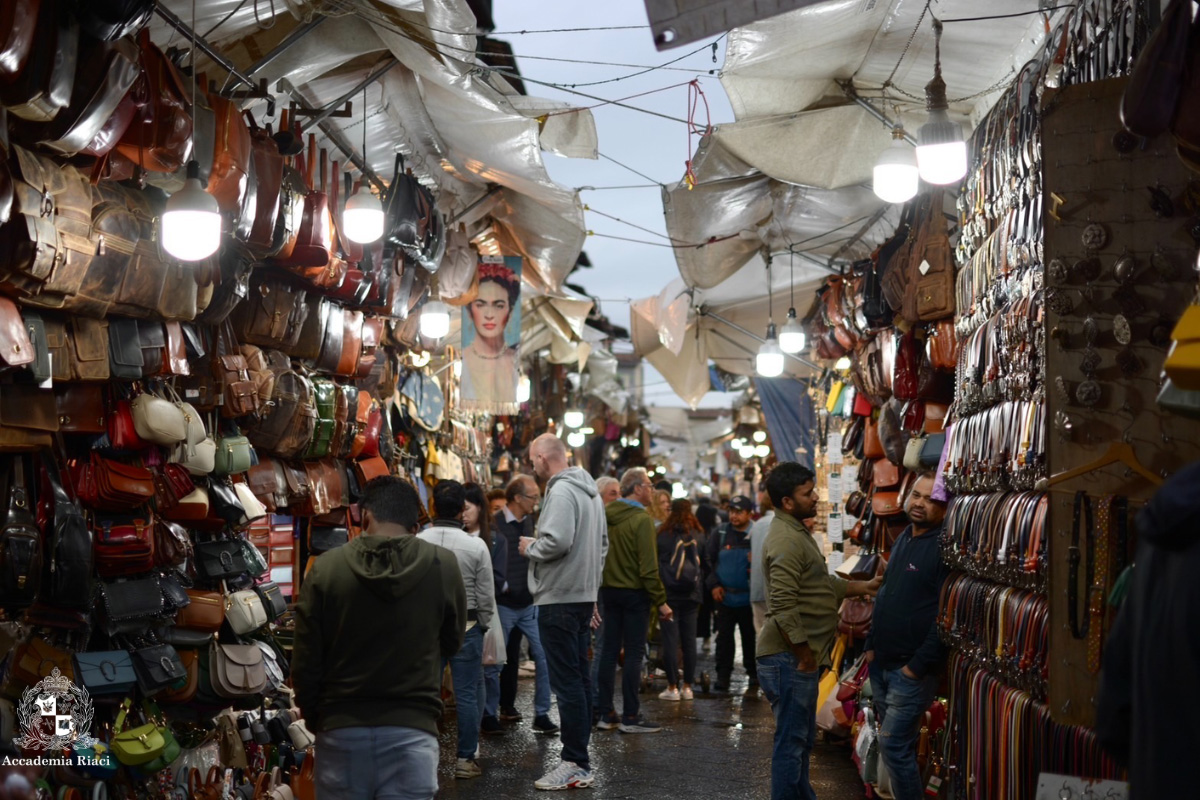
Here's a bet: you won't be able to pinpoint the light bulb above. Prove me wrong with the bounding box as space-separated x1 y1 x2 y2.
756 325 785 378
754 444 770 458
655 465 665 475
567 431 586 448
672 482 686 499
563 410 585 429
517 374 531 403
752 431 767 443
700 485 712 494
452 360 462 379
739 444 755 459
343 188 385 243
916 111 967 185
730 438 743 450
162 161 221 261
835 356 852 370
630 438 641 448
420 300 451 339
779 309 807 354
873 129 920 202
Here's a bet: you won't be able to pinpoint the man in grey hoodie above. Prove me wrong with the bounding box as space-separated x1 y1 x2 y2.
519 433 608 791
294 476 466 800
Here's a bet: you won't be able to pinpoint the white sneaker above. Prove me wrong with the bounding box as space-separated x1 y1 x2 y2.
455 758 482 779
658 687 681 701
680 685 694 700
535 760 594 790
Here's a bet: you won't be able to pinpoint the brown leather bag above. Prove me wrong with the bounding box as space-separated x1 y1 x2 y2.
176 589 223 632
927 319 958 371
206 91 252 215
923 402 949 435
212 323 260 418
269 137 341 286
54 385 105 433
159 648 199 704
337 309 364 377
40 316 71 381
115 29 190 173
0 296 34 370
68 316 110 381
247 459 283 513
232 276 309 349
871 490 903 518
315 304 345 374
39 36 140 158
246 366 317 459
353 455 389 485
357 316 383 379
0 0 39 82
872 459 901 489
907 190 956 323
283 462 314 516
244 113 284 257
863 417 884 460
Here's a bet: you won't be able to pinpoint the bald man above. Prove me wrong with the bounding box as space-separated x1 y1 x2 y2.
518 434 608 790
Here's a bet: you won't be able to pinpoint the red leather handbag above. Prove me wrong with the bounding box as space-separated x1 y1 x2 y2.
94 511 155 577
108 397 148 451
115 29 190 173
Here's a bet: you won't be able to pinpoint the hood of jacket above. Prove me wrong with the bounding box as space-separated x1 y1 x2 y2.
1137 460 1200 551
547 466 598 499
606 500 647 528
344 535 438 600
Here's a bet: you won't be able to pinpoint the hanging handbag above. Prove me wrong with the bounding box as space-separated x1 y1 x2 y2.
176 589 224 632
225 588 268 635
140 701 182 772
234 483 268 526
130 642 187 694
115 29 190 173
254 582 287 621
0 0 79 123
195 539 248 580
837 597 874 638
111 697 165 766
208 480 250 528
98 575 164 633
9 636 74 686
158 647 200 704
213 432 254 476
0 457 42 608
130 389 188 446
161 486 209 522
42 458 94 610
73 650 138 696
212 323 260 419
210 642 268 698
153 518 192 569
93 511 155 578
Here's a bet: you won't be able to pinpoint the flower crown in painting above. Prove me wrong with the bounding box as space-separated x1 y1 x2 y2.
478 263 518 287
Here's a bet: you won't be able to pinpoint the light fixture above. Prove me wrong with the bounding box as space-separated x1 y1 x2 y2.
700 485 712 494
563 409 585 429
419 299 451 339
162 0 220 262
342 86 385 243
579 427 595 435
779 250 807 354
655 465 665 475
752 431 767 443
915 19 968 186
873 125 920 203
162 161 221 261
516 373 531 403
452 360 462 379
672 482 687 499
754 444 770 458
630 438 641 448
835 356 852 371
730 438 743 450
757 324 785 378
739 444 755 459
567 431 586 448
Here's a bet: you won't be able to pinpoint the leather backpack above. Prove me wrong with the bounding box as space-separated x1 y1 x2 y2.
0 457 42 608
244 112 284 257
305 379 338 458
232 276 309 350
115 29 191 173
246 363 318 459
905 190 956 323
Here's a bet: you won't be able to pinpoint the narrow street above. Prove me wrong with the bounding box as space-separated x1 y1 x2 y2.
434 642 865 798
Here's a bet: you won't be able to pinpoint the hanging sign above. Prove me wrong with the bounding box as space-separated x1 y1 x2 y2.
460 256 523 413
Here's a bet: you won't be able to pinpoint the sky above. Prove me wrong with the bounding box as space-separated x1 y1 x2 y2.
492 1 741 408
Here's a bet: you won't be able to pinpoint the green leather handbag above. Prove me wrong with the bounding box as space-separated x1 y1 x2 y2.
111 697 165 766
305 379 336 458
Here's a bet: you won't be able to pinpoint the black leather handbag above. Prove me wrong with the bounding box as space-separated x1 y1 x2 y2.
130 641 187 693
0 457 42 608
100 575 165 634
207 480 249 528
254 582 287 620
108 318 143 380
42 458 94 611
194 539 248 581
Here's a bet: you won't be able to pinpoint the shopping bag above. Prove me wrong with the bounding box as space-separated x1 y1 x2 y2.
482 622 507 666
817 634 848 708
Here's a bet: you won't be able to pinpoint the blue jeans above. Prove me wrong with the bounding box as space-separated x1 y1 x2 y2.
870 664 938 800
444 625 485 759
485 604 552 717
315 726 438 800
597 588 651 722
756 651 820 800
538 602 594 769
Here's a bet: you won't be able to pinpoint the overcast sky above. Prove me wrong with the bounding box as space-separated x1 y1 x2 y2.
493 1 740 408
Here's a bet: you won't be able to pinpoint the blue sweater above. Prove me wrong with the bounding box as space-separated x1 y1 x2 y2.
864 523 948 678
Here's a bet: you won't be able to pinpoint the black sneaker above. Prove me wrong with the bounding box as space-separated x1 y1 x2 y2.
532 715 560 735
498 707 522 722
481 715 504 735
711 682 729 693
618 717 662 734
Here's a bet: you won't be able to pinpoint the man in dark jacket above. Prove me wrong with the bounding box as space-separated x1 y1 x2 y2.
865 472 948 800
706 495 758 692
482 474 558 735
595 468 672 733
293 476 467 800
1097 460 1200 799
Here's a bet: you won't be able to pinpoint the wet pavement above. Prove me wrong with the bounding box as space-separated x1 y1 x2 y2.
433 640 866 799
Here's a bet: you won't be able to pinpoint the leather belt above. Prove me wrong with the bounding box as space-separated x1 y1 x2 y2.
1067 491 1093 641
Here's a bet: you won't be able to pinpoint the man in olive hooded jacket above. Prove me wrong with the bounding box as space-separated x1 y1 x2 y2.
294 477 467 800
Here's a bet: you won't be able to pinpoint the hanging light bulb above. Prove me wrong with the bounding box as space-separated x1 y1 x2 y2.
916 19 968 186
517 373 531 403
752 431 767 443
730 438 744 450
754 444 771 458
739 444 755 459
835 356 852 371
779 251 806 354
162 161 221 261
343 84 385 243
563 409 585 429
420 300 451 339
672 482 687 499
567 431 586 448
756 324 785 378
873 125 920 203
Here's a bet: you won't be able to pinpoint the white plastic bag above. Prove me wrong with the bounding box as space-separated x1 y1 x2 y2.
482 622 507 666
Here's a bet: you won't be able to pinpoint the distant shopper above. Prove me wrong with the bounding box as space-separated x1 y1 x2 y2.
757 462 881 800
866 472 948 800
519 434 608 791
596 468 672 733
706 495 759 692
294 477 467 800
591 475 620 710
417 481 496 780
656 498 705 701
695 498 720 647
749 487 776 634
487 488 508 515
596 476 620 505
483 474 558 736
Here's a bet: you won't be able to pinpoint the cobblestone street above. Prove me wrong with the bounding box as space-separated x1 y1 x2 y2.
434 641 865 799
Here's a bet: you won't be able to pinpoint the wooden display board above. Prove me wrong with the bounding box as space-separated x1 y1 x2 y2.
1042 77 1200 727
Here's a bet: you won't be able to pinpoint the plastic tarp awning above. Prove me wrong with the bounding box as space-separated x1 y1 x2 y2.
148 0 592 291
754 377 817 470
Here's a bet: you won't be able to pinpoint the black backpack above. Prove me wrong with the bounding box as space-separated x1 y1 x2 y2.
662 534 700 595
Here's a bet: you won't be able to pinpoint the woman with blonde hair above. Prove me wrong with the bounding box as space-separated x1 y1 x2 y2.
649 489 672 530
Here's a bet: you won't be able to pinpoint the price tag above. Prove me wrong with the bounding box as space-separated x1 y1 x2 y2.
827 513 844 544
828 475 844 505
827 551 844 574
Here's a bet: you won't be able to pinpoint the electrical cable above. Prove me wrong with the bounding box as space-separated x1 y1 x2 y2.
941 5 1074 23
201 0 249 38
585 206 674 240
587 231 740 250
598 153 667 187
425 24 651 35
576 184 662 191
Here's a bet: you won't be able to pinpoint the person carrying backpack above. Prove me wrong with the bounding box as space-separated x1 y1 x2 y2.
656 499 706 700
705 495 758 693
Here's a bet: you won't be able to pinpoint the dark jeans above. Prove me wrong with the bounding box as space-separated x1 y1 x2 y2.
499 626 524 710
698 585 714 638
715 603 757 684
538 602 594 769
597 588 651 722
659 598 698 686
757 651 820 800
870 664 938 800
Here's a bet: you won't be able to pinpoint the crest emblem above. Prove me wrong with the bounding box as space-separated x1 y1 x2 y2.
12 668 96 751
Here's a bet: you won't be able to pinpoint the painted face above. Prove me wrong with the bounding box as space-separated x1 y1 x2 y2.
470 281 512 341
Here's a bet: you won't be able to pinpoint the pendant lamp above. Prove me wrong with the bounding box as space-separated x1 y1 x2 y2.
343 85 385 244
517 373 531 403
567 431 586 448
563 409 585 429
779 250 806 354
420 300 451 339
873 125 919 203
916 19 968 186
756 324 785 378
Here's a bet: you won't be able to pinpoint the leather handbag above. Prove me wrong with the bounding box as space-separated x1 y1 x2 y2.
309 524 349 554
927 319 957 371
111 697 165 765
315 303 346 374
158 647 199 704
0 296 33 371
154 518 192 568
282 462 314 515
837 596 874 638
41 458 94 610
115 29 190 173
206 91 252 217
76 453 156 510
93 511 155 577
906 191 956 323
0 0 79 123
20 311 55 382
919 433 945 468
233 276 309 350
130 390 188 446
208 480 250 528
212 323 260 418
234 483 268 525
871 490 903 518
255 582 287 620
247 460 283 512
9 636 74 687
863 417 884 460
195 539 248 580
248 368 317 458
0 457 42 608
176 589 224 632
924 402 949 435
291 747 315 800
68 317 111 381
98 575 164 633
0 0 39 83
130 642 187 694
108 319 143 380
872 459 901 489
40 315 73 381
244 114 285 257
353 455 390 486
162 486 209 522
170 437 217 476
225 589 268 635
73 650 137 696
40 36 140 158
903 435 926 472
213 432 254 476
357 316 383 379
210 643 268 698
336 309 364 377
305 379 338 458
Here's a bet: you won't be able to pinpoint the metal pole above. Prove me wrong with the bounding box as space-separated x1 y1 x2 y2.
277 79 388 192
700 309 822 371
826 205 890 267
154 4 260 94
837 79 917 145
448 185 503 226
300 58 399 130
245 17 328 77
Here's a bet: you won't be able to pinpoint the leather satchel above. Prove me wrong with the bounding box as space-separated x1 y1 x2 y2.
111 697 165 765
837 597 873 638
927 319 957 371
863 417 884 460
337 309 364 377
99 575 164 632
872 459 901 489
115 29 190 173
206 91 252 217
73 650 137 696
212 323 260 418
68 316 110 381
315 303 346 374
246 459 285 512
871 490 903 518
210 643 268 698
93 511 155 578
244 113 284 257
255 582 287 621
176 589 223 632
0 0 78 123
291 295 329 360
353 455 389 486
195 539 248 580
248 366 317 458
306 379 338 458
0 457 42 608
233 276 309 349
907 190 956 323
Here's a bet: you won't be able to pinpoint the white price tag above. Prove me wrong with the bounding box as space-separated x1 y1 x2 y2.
827 513 844 544
828 476 844 505
827 551 844 574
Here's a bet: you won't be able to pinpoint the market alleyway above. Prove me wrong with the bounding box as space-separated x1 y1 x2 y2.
432 641 864 799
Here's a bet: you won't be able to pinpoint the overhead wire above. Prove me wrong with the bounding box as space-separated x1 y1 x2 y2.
576 184 662 191
421 24 651 35
598 153 667 187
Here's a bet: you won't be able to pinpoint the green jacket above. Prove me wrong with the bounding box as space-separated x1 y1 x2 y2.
602 500 667 607
756 510 848 668
292 535 467 735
